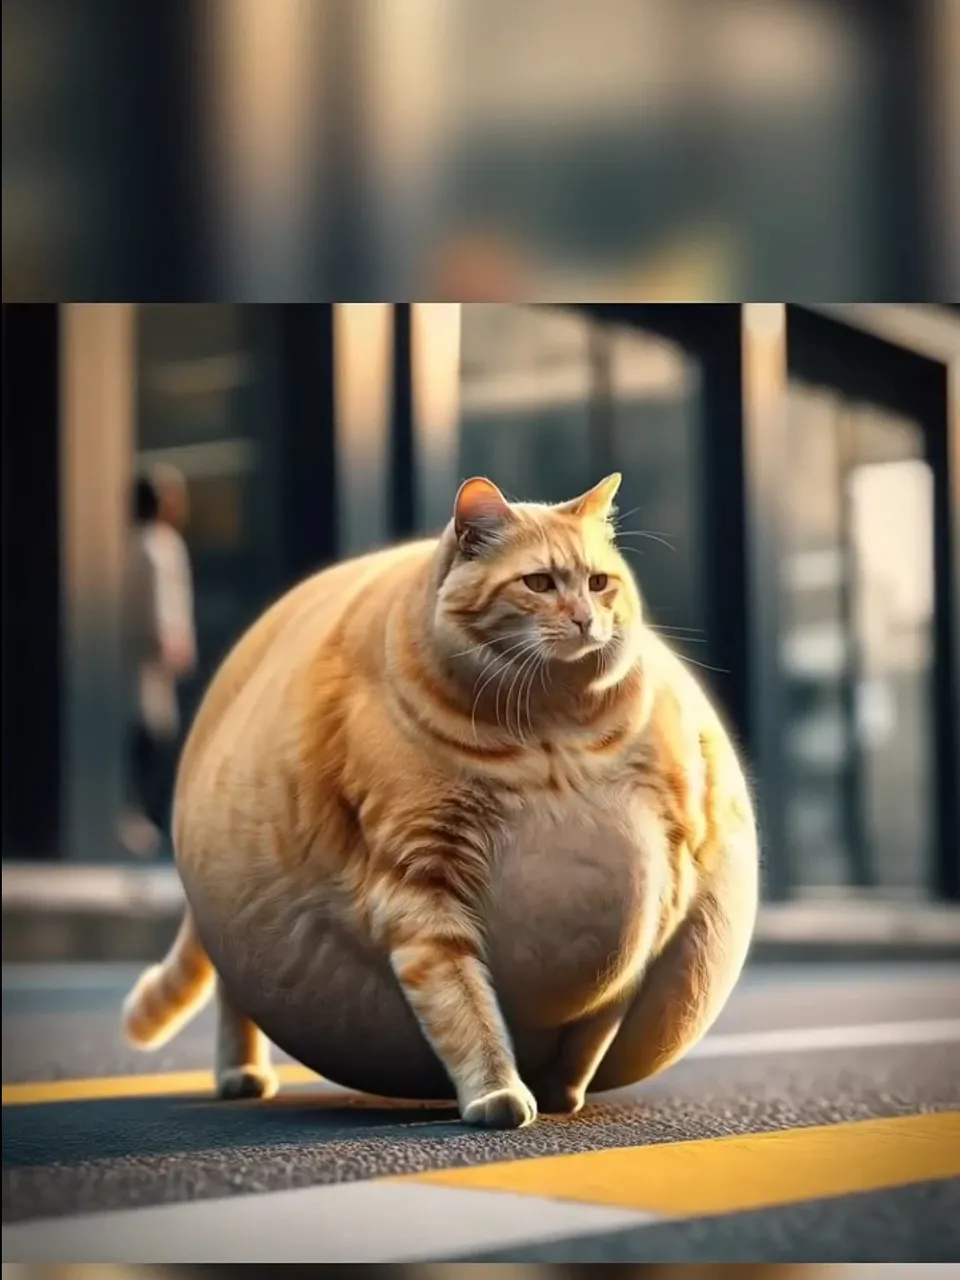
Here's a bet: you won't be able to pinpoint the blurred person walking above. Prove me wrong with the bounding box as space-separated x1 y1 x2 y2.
120 476 165 856
145 463 197 689
119 467 197 857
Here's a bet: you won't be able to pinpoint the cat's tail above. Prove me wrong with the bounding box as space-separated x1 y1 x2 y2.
121 908 216 1049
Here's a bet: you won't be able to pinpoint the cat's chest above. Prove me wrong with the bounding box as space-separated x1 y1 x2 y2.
487 733 654 857
492 769 663 898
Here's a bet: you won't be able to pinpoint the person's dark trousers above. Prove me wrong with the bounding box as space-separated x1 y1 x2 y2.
131 724 168 831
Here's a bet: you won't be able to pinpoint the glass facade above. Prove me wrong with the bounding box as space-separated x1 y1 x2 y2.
459 304 595 500
780 385 935 895
455 305 706 640
2 302 956 900
134 305 280 724
605 323 705 639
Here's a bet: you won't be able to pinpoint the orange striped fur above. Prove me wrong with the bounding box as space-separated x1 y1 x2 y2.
121 474 758 1123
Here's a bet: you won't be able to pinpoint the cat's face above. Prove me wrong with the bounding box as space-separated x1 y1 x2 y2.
437 475 642 670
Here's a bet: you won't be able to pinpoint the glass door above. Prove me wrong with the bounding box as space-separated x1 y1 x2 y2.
781 309 948 899
780 384 935 895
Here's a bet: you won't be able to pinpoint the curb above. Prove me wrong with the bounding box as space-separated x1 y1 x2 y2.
3 908 960 966
2 907 181 964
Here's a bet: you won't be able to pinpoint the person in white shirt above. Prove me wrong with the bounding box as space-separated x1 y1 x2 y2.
119 465 197 857
143 463 197 694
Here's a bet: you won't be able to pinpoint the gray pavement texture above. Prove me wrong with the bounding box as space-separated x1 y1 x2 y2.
3 960 960 1261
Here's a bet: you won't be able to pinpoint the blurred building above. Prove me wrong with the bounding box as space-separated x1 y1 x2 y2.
2 303 959 907
3 0 958 300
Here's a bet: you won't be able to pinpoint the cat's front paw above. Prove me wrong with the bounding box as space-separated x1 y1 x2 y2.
216 1065 279 1101
461 1080 538 1129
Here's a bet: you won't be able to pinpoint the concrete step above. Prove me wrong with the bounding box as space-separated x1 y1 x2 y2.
4 862 960 964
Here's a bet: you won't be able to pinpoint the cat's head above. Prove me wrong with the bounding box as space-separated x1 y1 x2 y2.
435 474 642 677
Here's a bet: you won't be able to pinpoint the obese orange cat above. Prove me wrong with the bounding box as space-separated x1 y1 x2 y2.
122 474 758 1127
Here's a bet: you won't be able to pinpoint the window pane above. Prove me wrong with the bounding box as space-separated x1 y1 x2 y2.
134 305 264 703
607 326 705 637
459 304 594 500
780 381 934 896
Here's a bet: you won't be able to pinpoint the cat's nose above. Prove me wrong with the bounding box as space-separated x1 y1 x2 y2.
570 608 592 636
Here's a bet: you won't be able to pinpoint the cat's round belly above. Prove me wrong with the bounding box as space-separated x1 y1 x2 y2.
187 807 656 1100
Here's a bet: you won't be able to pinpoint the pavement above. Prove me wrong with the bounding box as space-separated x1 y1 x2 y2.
2 960 960 1262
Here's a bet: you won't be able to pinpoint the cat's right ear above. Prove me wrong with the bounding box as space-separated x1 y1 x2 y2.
453 477 514 555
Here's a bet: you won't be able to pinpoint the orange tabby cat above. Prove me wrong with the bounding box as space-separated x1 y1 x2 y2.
122 474 758 1127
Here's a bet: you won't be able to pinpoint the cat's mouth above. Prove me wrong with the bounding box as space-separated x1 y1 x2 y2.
550 634 610 662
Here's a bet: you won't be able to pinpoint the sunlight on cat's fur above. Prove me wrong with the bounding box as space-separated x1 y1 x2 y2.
122 474 758 1126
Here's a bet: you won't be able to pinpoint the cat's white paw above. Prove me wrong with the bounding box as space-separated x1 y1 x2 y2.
461 1081 538 1129
216 1065 279 1101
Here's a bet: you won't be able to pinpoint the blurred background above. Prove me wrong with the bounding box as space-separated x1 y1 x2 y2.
3 0 959 301
4 4 960 1260
2 302 959 962
0 1266 910 1280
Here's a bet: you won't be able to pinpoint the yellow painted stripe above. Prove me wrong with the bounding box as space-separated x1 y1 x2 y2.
400 1111 960 1216
1 1063 319 1107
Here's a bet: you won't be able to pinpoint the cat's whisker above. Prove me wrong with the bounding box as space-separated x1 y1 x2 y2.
470 636 531 742
514 645 543 742
503 642 541 742
616 529 677 553
615 522 674 538
470 646 513 707
526 649 548 738
539 652 553 696
449 640 493 661
612 504 644 525
504 651 528 740
471 642 522 701
651 632 708 645
449 630 529 662
493 659 516 736
676 653 730 675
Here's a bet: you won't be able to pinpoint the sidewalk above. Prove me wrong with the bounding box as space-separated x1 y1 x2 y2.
4 861 960 963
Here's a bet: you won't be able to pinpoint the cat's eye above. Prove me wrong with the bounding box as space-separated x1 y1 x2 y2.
588 573 609 592
523 573 555 593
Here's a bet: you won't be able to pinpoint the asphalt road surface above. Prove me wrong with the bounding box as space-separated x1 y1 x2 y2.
2 959 959 1263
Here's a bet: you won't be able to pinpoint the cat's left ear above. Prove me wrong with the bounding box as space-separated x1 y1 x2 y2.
454 477 515 555
557 473 622 522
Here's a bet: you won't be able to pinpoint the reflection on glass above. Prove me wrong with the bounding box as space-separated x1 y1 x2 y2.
455 306 705 647
781 383 848 889
135 305 262 713
849 449 933 895
781 382 933 896
458 304 593 500
607 326 704 639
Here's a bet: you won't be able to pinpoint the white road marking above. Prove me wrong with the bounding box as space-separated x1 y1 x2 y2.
0 1183 655 1263
686 1017 960 1060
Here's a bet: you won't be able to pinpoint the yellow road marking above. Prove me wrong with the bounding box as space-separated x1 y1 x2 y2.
1 1063 319 1107
400 1111 960 1216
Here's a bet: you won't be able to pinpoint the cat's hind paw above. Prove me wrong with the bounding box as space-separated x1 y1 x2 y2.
216 1065 279 1101
461 1081 538 1129
534 1080 586 1116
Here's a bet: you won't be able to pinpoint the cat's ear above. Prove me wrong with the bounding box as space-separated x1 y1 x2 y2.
453 477 514 555
557 473 622 522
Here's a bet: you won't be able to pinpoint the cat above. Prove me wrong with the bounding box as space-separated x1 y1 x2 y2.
122 473 758 1127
